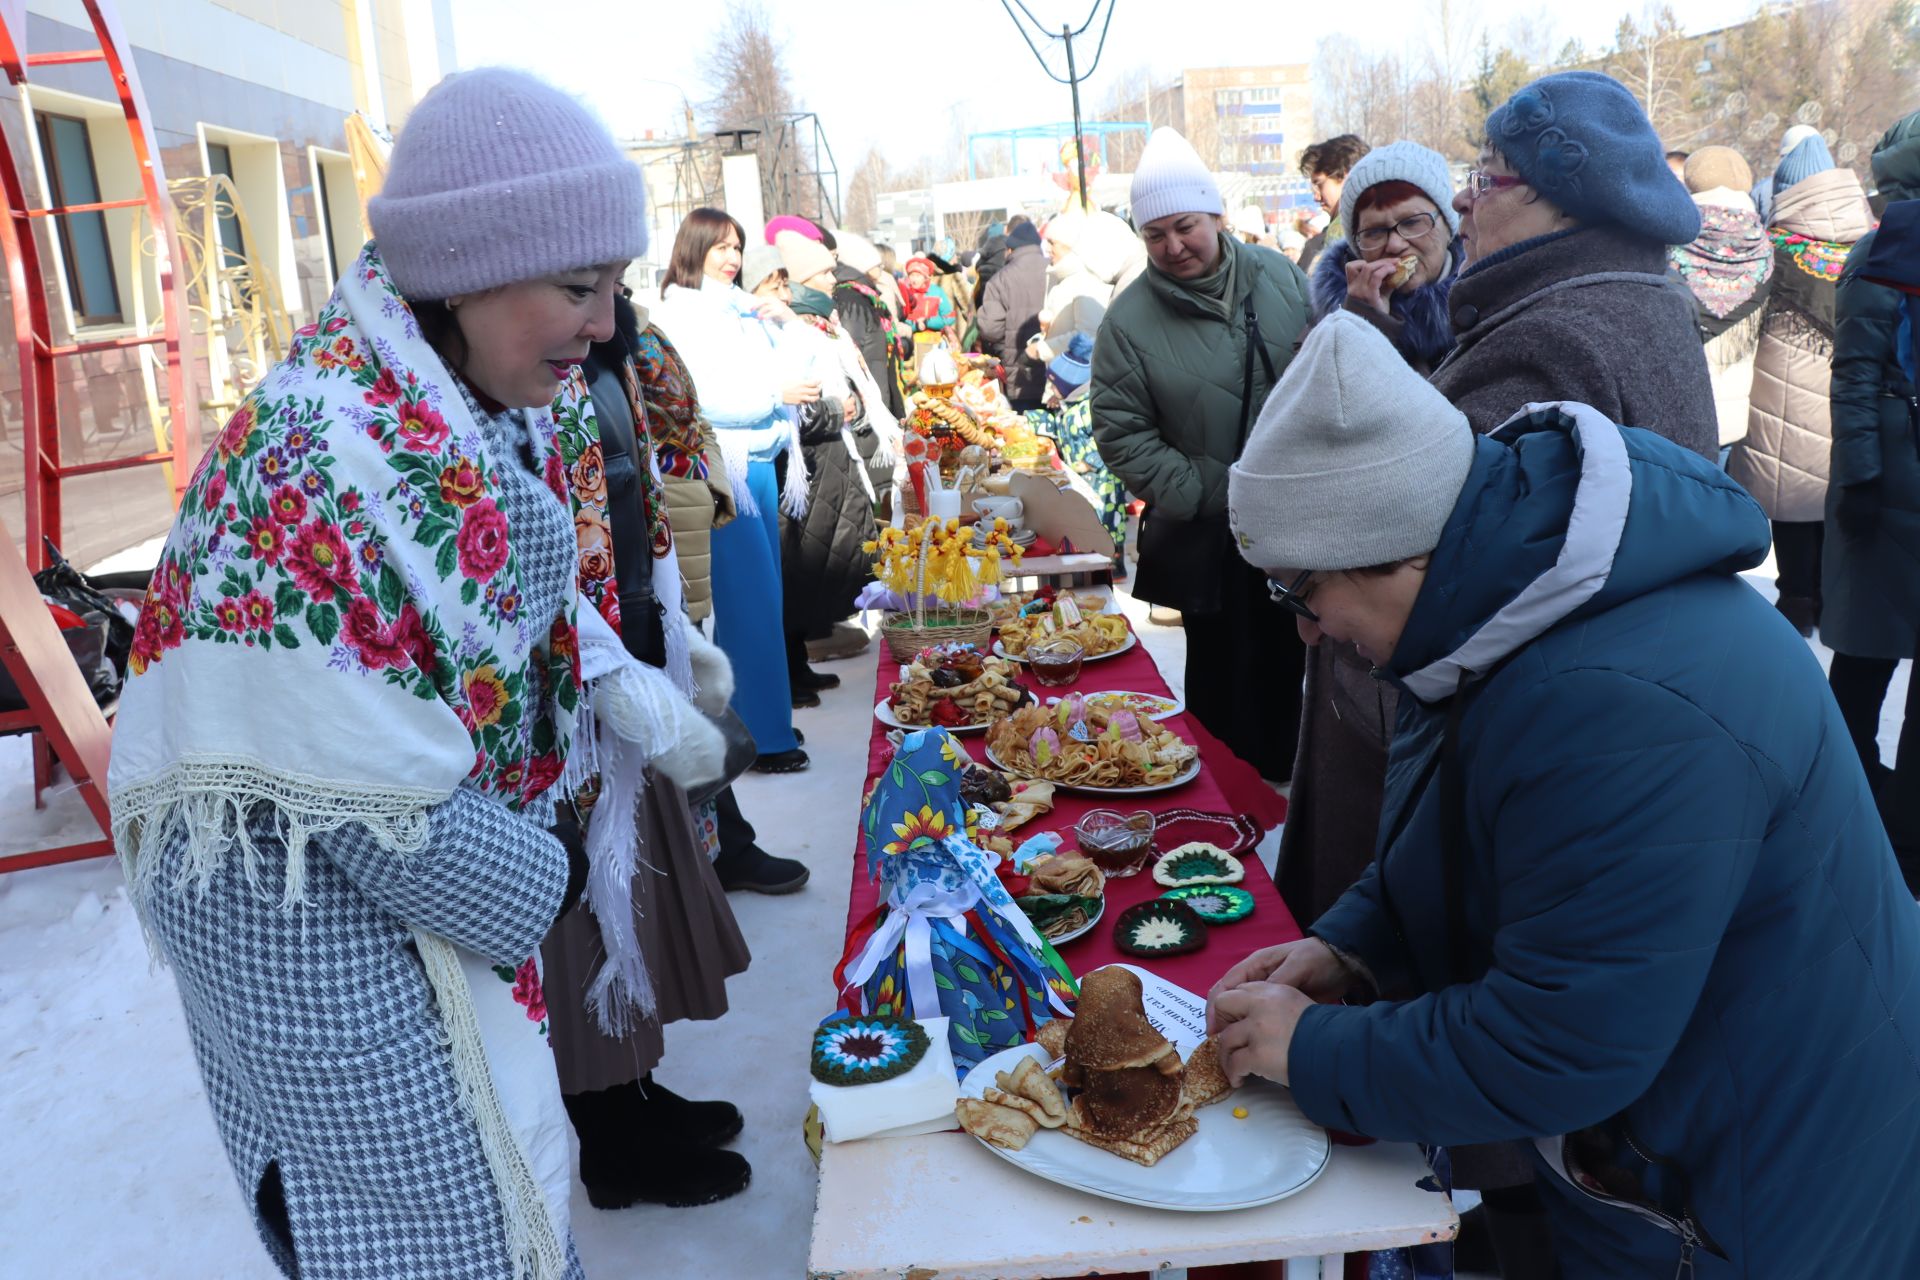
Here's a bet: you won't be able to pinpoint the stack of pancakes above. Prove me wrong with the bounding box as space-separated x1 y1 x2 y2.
955 969 1234 1166
1049 968 1231 1165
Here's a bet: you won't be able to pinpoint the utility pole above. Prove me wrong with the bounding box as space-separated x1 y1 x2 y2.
998 0 1117 212
1062 22 1087 208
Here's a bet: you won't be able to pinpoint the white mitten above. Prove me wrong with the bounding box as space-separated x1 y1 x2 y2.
590 660 728 791
686 627 734 717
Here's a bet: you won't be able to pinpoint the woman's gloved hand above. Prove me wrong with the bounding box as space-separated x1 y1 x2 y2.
685 627 735 717
590 662 728 791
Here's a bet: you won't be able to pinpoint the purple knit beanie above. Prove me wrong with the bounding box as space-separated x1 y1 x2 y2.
369 67 647 299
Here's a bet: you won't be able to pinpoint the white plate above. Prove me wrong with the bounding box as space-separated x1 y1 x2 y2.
1064 690 1185 722
958 967 1331 1211
873 699 990 736
1033 895 1105 947
985 744 1202 796
992 631 1137 665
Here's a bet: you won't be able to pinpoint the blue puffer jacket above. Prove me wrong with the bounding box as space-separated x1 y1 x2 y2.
1288 404 1920 1277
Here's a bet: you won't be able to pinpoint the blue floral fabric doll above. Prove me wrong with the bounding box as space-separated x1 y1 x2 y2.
838 727 1077 1073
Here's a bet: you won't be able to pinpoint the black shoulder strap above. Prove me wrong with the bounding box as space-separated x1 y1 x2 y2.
1239 293 1279 446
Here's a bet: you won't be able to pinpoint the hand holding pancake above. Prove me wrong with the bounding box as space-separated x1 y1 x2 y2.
1210 981 1312 1088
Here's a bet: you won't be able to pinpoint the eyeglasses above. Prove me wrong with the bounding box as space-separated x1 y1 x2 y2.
1265 570 1320 622
1463 169 1527 200
1354 211 1440 251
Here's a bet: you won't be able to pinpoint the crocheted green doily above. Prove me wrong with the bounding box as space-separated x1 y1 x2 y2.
1112 899 1208 957
1152 843 1246 888
810 1014 931 1086
1160 884 1256 923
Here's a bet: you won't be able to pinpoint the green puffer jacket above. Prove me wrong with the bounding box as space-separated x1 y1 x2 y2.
1089 235 1309 523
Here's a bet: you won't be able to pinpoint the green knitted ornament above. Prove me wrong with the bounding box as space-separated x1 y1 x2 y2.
1152 843 1245 888
810 1014 931 1086
1160 884 1256 923
1113 899 1208 957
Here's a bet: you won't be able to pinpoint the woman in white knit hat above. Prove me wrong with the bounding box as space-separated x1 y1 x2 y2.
1208 310 1920 1279
108 67 736 1277
1090 126 1312 781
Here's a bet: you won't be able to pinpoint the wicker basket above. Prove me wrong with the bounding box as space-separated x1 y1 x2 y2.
881 609 994 662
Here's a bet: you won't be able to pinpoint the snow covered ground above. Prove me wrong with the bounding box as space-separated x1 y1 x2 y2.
0 562 1906 1279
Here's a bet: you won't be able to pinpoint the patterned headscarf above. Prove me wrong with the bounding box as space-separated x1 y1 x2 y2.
111 243 607 898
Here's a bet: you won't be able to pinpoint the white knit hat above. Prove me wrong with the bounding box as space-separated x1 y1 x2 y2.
775 228 834 283
1228 310 1475 573
1129 128 1223 227
1337 141 1460 248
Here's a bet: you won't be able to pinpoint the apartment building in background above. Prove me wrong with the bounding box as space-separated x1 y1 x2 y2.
1099 64 1316 223
1 0 454 568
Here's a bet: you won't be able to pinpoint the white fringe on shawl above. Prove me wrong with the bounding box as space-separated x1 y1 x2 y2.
571 601 742 1035
416 932 571 1280
714 413 808 520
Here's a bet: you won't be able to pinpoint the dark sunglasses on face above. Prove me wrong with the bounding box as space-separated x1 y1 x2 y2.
1265 569 1320 622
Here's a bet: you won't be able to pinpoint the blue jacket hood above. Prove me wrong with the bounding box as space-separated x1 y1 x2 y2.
1388 402 1771 703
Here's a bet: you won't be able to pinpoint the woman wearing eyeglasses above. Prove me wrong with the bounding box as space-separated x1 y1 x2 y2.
1432 72 1718 461
1307 141 1464 375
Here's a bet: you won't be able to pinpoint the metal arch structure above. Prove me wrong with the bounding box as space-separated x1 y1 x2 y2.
966 121 1149 181
0 0 198 573
130 173 292 429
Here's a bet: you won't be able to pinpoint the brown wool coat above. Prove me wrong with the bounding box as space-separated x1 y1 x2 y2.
1430 224 1718 459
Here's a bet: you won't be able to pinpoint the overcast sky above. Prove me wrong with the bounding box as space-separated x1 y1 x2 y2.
452 0 1759 172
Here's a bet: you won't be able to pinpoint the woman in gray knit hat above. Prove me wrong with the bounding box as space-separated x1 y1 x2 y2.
1211 311 1920 1280
107 67 732 1279
1282 71 1723 1271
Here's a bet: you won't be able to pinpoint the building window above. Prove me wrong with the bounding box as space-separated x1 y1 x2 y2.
204 140 250 275
36 111 121 326
310 148 365 286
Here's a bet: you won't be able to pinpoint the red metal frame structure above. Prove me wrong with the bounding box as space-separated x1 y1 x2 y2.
0 0 193 872
0 0 197 574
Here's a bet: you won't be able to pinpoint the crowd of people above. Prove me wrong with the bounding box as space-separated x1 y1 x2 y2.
97 53 1920 1280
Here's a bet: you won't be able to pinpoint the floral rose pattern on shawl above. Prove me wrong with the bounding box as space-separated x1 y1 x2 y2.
124 244 590 815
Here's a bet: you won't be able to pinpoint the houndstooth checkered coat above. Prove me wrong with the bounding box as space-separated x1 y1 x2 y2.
137 403 588 1279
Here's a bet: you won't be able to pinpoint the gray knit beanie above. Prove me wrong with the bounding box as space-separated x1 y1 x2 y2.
1228 310 1475 573
1338 141 1460 247
369 67 647 299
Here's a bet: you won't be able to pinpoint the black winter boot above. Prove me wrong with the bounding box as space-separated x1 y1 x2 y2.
631 1074 743 1147
562 1085 751 1208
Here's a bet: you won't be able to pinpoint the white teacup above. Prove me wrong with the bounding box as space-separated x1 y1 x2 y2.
927 488 963 520
973 495 1024 526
